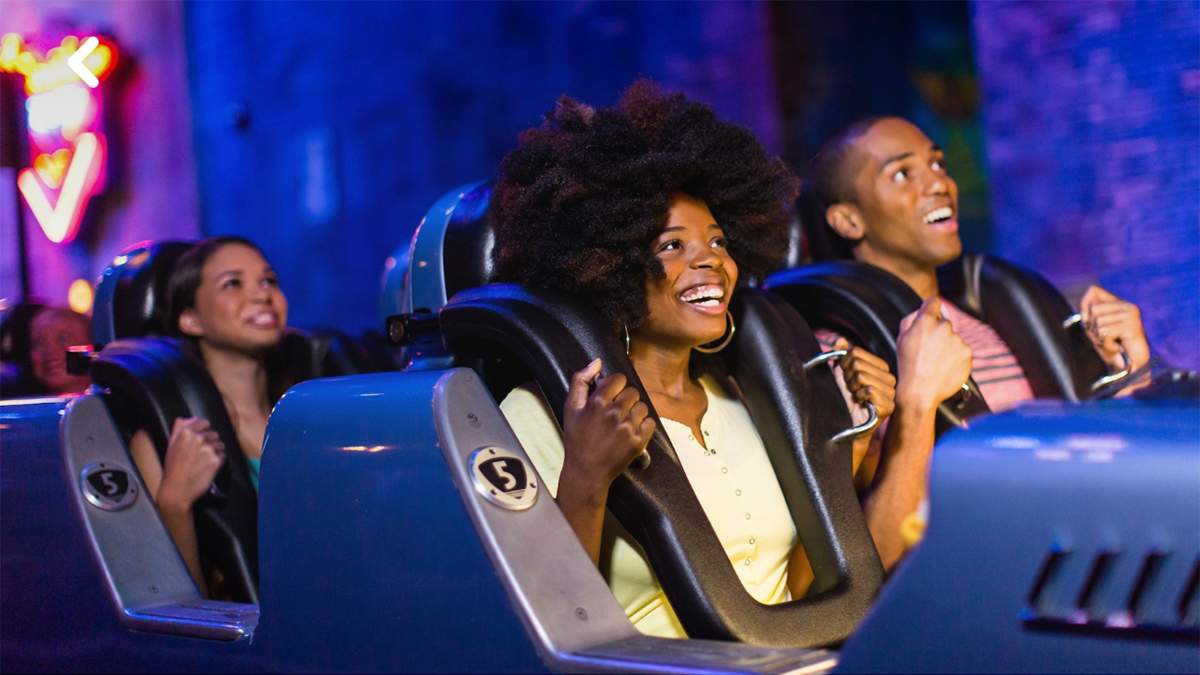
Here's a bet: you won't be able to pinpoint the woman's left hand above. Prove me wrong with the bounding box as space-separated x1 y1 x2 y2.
1080 285 1150 372
834 338 896 423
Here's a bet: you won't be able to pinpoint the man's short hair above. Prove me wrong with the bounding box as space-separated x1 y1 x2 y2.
802 116 889 261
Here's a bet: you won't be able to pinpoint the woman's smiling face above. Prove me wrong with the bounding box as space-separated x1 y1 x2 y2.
637 193 738 350
178 242 288 353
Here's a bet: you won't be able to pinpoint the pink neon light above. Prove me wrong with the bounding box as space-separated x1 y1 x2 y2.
4 34 117 245
17 132 104 244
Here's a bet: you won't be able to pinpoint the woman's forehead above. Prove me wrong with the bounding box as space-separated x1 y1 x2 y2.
664 195 718 230
203 243 269 275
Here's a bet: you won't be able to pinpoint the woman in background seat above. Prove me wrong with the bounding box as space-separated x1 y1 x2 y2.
493 81 902 638
0 303 91 397
128 236 289 596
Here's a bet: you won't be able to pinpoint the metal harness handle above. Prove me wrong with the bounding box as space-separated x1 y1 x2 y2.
1062 313 1132 392
803 349 880 442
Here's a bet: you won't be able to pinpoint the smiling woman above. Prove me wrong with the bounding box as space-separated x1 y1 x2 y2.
127 236 290 597
491 81 898 638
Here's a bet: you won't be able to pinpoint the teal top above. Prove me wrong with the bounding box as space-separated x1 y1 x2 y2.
246 456 261 491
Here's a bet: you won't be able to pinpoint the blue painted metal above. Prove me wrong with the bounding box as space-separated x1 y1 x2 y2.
255 370 549 673
837 398 1200 673
378 242 410 322
0 375 548 672
0 397 260 672
4 378 1197 671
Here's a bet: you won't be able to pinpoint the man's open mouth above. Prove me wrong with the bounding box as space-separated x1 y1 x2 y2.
923 206 955 225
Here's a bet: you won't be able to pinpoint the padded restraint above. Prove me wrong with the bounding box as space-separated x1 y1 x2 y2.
938 255 1108 401
91 337 259 603
439 283 883 648
92 241 193 349
766 261 988 435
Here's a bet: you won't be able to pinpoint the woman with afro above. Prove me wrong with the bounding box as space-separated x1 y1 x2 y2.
493 81 898 638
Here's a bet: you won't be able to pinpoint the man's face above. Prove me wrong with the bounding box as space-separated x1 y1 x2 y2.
843 118 962 274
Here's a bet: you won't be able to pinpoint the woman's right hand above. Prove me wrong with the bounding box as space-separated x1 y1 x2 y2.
561 358 655 489
895 298 973 410
155 417 226 513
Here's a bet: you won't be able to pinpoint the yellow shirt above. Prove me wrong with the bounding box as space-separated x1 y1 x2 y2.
499 374 797 638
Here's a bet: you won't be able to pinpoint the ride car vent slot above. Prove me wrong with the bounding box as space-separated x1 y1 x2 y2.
1026 547 1071 612
1024 548 1199 643
1075 550 1118 620
1179 558 1199 627
1127 551 1167 620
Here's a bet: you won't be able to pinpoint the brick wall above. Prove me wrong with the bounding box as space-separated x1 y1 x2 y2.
185 1 778 331
973 0 1200 369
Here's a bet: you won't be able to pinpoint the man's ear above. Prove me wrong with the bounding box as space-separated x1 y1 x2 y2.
178 309 204 338
826 203 866 243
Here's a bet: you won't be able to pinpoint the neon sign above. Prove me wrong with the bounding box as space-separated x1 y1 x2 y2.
1 33 117 244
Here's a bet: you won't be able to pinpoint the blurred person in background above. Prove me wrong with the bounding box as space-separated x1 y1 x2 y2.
0 302 91 397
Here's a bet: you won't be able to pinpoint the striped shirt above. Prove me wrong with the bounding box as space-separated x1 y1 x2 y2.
939 301 1034 412
814 299 1034 417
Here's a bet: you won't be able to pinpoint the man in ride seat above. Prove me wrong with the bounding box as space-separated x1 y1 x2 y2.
802 116 1152 563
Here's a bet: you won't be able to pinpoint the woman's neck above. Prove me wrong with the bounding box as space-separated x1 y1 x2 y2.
628 339 696 400
197 341 271 417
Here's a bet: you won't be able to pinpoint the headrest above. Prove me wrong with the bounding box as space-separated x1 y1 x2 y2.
439 283 882 647
442 182 494 300
90 336 259 603
939 254 1108 401
91 241 193 348
765 261 989 434
402 181 492 315
378 245 410 322
287 328 385 377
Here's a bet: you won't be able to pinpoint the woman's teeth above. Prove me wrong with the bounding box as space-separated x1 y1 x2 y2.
924 206 954 224
680 285 725 306
249 312 277 327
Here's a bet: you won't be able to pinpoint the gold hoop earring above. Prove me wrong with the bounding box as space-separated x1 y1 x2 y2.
694 312 735 354
623 323 631 356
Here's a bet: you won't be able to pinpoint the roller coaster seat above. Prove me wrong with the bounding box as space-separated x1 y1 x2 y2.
936 254 1111 400
91 336 260 603
397 182 885 647
442 285 883 647
765 254 1113 432
89 241 261 602
92 240 193 349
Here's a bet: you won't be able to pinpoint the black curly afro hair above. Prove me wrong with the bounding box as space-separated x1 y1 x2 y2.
491 79 798 333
